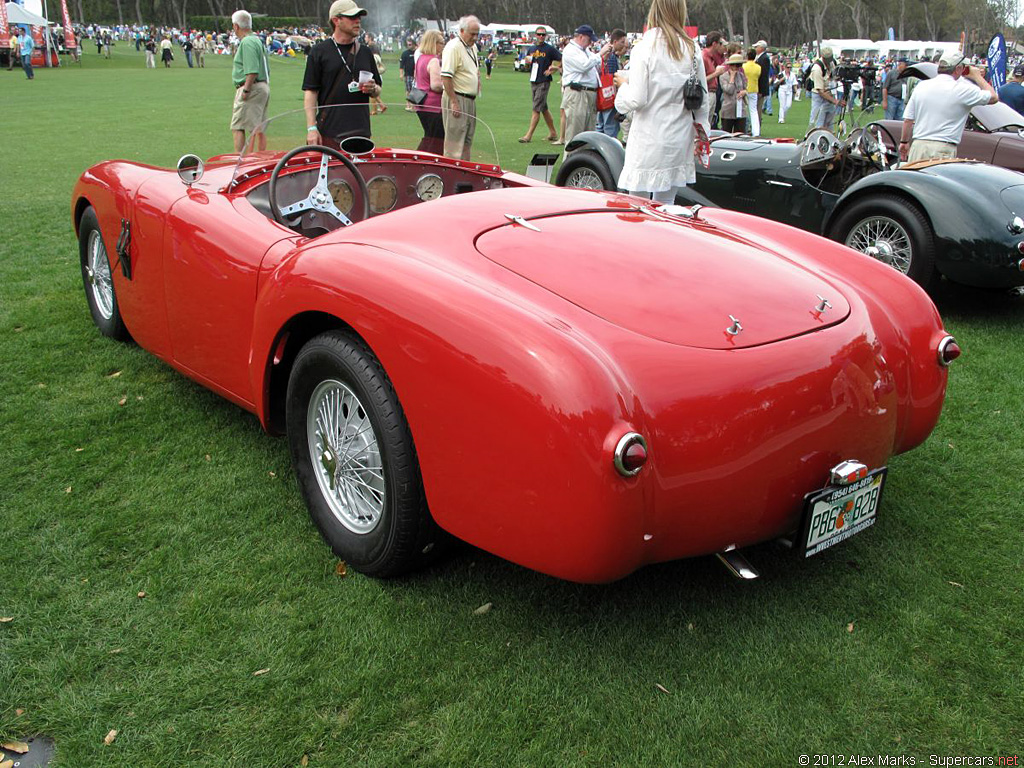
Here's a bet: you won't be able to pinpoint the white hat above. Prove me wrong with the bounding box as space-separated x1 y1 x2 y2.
329 0 367 18
939 50 965 68
755 39 767 48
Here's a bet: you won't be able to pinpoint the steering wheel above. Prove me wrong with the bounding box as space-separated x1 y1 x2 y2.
860 122 900 170
267 144 369 229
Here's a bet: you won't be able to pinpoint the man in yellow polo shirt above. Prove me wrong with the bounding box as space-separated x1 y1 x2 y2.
440 15 481 160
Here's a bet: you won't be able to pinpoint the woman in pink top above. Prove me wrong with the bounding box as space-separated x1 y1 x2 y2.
414 30 445 155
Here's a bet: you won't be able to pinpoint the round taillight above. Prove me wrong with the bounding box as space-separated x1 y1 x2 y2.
1017 242 1024 255
937 335 961 367
614 433 648 477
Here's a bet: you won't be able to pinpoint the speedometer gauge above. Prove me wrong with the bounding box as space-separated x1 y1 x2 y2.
415 173 444 201
367 176 398 213
327 179 354 215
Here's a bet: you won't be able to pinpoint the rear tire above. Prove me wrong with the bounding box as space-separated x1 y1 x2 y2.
830 194 937 289
285 330 446 577
79 206 130 341
557 150 616 191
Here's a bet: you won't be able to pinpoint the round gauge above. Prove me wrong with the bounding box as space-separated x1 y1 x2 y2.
818 135 830 153
415 173 444 201
367 176 399 214
327 179 354 215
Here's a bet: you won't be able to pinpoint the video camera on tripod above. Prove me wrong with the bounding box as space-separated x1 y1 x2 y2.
833 63 878 84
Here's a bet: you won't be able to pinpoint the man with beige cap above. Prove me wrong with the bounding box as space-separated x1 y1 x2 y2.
302 0 383 146
900 50 997 162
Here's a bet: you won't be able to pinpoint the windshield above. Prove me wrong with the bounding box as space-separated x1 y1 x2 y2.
231 104 499 188
972 102 1024 132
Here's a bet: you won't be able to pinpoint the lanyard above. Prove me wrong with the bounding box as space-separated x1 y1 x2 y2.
332 39 355 78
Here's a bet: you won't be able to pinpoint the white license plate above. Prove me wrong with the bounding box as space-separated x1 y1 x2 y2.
801 469 886 558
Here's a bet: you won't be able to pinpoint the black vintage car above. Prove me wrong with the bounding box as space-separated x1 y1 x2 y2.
557 125 1024 290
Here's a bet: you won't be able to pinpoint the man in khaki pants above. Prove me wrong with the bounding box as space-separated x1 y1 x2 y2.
560 25 611 144
440 15 481 160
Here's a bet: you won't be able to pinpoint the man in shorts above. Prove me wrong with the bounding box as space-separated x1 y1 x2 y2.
230 9 270 152
517 27 561 143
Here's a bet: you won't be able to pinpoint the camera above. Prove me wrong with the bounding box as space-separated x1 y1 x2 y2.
834 64 877 83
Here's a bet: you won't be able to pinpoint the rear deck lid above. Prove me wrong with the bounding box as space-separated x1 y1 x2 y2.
475 210 851 350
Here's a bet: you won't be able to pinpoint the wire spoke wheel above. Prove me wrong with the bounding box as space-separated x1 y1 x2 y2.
307 379 385 535
845 215 913 274
565 167 605 189
87 229 115 320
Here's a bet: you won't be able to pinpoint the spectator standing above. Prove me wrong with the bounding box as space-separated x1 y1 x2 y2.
562 25 612 144
144 36 156 67
400 37 416 109
440 15 481 160
230 10 271 152
194 33 206 67
485 48 495 79
997 63 1024 115
413 29 445 154
518 27 562 143
741 49 761 135
613 0 710 203
20 29 34 79
9 29 21 71
702 31 727 128
183 35 194 67
718 52 747 133
160 36 173 67
882 58 908 120
809 47 844 131
775 58 796 123
754 40 770 117
900 51 997 162
302 0 382 146
595 30 629 138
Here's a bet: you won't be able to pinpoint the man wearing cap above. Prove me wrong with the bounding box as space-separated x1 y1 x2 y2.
900 51 997 163
754 40 770 118
440 15 482 160
882 58 909 120
562 25 613 144
518 27 562 143
808 47 844 131
230 10 270 152
302 0 383 148
998 64 1024 116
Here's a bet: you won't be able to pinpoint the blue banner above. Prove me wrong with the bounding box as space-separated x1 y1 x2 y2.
887 27 895 41
988 34 1006 89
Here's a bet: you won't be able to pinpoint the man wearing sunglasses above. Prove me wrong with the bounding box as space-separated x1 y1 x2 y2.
518 27 562 143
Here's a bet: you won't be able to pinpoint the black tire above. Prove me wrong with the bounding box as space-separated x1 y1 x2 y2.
285 330 444 577
829 194 937 289
79 206 130 341
556 150 616 191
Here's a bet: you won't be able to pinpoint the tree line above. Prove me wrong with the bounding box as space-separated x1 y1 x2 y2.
74 0 1021 55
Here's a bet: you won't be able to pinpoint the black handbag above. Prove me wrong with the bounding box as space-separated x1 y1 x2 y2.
407 87 428 105
683 50 705 111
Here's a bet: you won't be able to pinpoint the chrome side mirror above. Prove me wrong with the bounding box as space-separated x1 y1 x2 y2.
176 154 204 185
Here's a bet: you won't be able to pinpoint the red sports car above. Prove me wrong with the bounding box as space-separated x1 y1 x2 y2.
72 106 958 583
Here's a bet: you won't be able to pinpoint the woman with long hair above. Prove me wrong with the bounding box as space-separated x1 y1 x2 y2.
613 0 711 203
413 30 446 155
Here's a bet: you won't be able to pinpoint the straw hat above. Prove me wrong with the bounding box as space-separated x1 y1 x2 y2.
726 53 745 65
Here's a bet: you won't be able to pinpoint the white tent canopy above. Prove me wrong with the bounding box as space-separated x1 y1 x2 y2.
6 1 51 26
820 38 962 62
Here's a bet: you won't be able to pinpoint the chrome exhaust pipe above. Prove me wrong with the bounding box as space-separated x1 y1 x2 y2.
715 546 759 580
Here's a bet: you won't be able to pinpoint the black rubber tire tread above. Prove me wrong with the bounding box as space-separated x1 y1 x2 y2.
829 193 937 289
556 150 617 191
285 330 446 577
79 206 130 341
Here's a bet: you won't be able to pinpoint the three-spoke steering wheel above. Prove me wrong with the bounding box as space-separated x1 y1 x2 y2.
860 122 900 170
268 144 370 229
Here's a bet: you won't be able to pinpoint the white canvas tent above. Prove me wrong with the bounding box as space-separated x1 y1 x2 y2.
5 1 51 27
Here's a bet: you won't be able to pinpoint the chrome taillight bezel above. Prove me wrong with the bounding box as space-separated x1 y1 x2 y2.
613 432 648 478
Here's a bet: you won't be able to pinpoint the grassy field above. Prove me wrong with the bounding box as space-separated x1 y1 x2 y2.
1 45 1023 767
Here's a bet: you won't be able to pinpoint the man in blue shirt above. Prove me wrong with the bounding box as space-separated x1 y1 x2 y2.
19 28 35 80
596 29 629 138
517 27 561 143
998 64 1024 116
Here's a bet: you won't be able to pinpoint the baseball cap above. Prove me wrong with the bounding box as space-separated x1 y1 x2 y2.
574 25 596 41
329 0 367 18
938 50 965 68
754 39 767 48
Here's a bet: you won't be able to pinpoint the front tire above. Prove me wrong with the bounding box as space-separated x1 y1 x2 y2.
830 194 937 289
556 150 616 191
79 206 129 340
285 331 442 577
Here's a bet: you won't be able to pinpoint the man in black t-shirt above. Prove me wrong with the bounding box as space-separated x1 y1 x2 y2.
302 0 383 146
399 37 416 106
517 27 562 143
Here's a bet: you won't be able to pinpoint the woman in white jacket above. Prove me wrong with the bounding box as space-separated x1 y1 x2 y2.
613 0 710 204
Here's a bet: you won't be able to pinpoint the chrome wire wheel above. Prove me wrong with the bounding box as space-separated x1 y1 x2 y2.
86 229 114 320
307 379 385 535
565 167 604 189
844 216 913 274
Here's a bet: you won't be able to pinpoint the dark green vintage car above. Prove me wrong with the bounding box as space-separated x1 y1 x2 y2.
557 125 1024 290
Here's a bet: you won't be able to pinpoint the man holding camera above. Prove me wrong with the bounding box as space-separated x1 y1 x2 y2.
808 47 844 131
900 51 997 163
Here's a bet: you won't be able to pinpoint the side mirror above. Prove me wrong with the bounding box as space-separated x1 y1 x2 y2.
176 154 204 185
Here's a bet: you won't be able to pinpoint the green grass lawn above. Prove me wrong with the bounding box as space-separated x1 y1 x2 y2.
1 45 1023 767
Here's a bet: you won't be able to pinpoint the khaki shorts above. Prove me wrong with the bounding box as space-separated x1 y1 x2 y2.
230 80 270 132
531 80 551 113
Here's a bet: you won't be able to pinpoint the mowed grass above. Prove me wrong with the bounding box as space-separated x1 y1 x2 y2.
1 45 1023 767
